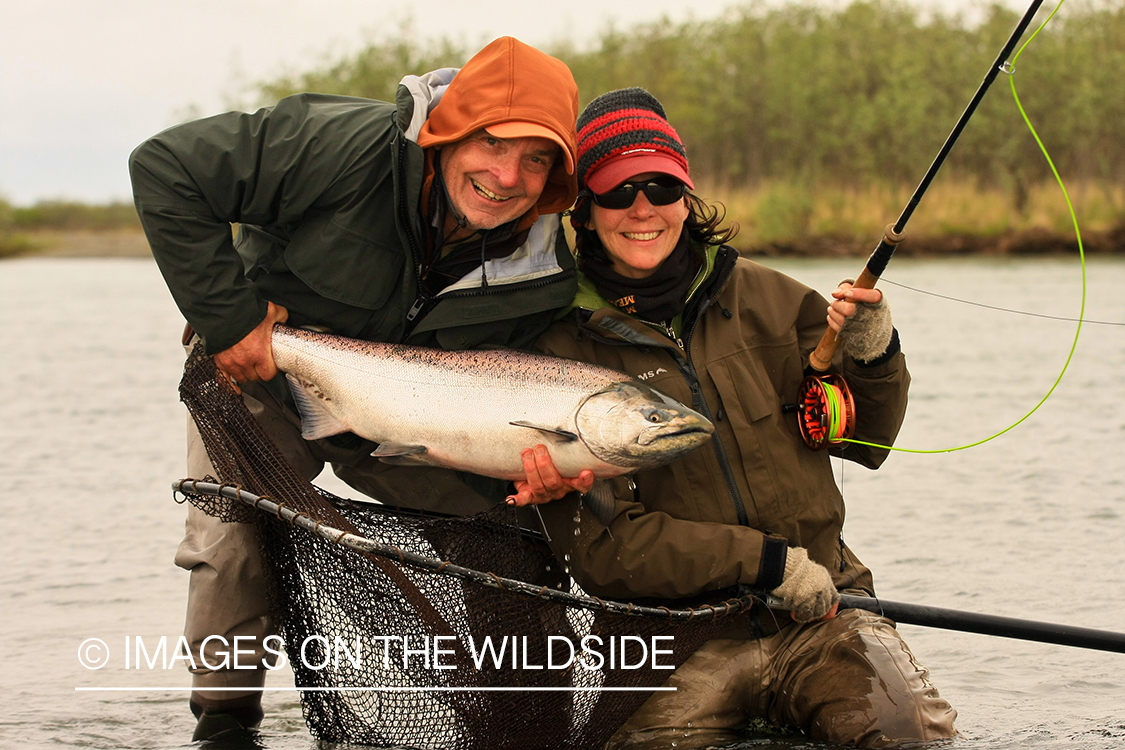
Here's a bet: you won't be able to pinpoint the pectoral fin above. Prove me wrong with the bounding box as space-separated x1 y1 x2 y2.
582 479 618 528
286 374 349 441
509 421 578 442
370 443 432 466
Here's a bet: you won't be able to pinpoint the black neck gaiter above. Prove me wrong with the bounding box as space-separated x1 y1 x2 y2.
580 230 700 323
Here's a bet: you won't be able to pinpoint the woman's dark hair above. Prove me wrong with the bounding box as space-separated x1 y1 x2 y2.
571 191 739 261
683 193 739 246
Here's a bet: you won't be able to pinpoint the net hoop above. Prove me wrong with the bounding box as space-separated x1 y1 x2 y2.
174 479 758 622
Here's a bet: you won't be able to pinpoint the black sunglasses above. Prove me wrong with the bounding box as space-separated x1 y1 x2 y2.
588 179 687 210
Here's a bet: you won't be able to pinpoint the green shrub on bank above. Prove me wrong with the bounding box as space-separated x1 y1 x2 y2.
0 200 140 231
256 0 1123 225
0 198 141 258
0 232 40 259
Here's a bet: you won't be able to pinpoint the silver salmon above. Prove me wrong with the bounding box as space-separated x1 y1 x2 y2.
270 326 714 526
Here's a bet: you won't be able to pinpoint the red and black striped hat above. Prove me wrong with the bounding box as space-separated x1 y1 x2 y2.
575 87 693 195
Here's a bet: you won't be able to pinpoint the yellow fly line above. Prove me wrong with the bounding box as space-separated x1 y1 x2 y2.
835 0 1087 456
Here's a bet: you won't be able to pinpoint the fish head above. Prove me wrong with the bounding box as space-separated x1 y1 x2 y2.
575 382 714 470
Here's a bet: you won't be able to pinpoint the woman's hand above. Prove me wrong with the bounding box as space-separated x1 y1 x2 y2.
507 445 596 506
828 281 894 362
826 281 882 334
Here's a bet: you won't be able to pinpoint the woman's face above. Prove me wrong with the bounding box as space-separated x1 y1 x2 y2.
586 173 689 279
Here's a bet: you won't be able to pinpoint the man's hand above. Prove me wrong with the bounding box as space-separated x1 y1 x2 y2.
507 444 596 506
770 547 840 623
213 302 289 392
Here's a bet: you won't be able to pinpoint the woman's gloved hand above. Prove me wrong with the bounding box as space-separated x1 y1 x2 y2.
831 279 894 363
770 547 840 623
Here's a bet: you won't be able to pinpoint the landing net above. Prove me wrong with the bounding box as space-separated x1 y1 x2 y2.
176 343 754 749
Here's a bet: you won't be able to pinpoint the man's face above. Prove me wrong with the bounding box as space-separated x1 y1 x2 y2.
440 130 558 234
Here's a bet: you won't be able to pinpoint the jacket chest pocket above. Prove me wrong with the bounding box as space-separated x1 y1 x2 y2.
707 347 806 522
283 217 405 311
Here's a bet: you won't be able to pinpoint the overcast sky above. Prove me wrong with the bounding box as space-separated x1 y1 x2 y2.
1 0 1025 205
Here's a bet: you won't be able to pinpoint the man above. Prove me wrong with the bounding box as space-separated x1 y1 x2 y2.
129 36 579 740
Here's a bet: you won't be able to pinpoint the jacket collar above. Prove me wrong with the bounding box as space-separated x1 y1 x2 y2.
568 240 723 315
563 241 737 347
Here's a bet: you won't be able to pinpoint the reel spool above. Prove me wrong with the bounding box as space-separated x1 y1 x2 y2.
796 374 856 450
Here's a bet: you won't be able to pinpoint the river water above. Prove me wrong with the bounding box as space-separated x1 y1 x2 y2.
1 255 1122 749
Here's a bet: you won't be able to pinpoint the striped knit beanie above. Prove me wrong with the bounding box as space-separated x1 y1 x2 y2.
575 87 693 195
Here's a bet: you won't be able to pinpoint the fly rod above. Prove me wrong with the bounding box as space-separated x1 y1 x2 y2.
760 593 1125 654
807 0 1047 372
838 594 1125 654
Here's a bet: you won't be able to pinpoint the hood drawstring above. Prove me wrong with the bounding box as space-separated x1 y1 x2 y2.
479 231 490 289
430 151 468 255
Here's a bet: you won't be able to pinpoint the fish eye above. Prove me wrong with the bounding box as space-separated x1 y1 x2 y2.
642 408 663 423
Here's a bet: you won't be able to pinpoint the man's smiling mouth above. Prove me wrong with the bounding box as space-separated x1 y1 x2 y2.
472 180 511 202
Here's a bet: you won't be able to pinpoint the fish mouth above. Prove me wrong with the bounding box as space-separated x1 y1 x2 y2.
638 421 715 447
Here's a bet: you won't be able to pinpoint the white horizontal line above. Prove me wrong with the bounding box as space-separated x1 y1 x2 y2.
75 686 676 692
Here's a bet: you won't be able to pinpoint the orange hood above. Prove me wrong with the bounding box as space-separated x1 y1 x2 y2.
418 37 579 215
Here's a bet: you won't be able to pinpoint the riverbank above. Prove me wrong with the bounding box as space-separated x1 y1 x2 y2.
750 224 1125 257
0 229 152 259
2 224 1122 261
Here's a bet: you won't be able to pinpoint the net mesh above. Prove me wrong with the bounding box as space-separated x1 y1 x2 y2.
177 343 754 749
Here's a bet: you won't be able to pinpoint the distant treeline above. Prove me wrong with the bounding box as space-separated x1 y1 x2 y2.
6 1 1119 257
259 0 1123 207
0 199 141 258
0 199 139 231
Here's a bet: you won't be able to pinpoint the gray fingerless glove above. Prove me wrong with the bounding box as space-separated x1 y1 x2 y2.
836 278 894 362
770 547 840 623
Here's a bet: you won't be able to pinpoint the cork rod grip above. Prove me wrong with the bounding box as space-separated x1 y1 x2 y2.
807 267 881 372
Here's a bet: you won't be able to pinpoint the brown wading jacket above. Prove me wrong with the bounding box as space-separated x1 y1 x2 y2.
534 242 910 603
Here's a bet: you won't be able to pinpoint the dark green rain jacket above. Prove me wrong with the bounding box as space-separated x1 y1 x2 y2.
129 77 577 356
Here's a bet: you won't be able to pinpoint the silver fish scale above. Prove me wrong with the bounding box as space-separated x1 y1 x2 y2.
270 326 640 479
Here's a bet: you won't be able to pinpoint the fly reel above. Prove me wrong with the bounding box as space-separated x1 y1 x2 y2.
796 374 856 450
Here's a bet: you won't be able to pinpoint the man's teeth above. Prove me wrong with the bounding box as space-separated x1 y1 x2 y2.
624 231 660 241
473 181 510 201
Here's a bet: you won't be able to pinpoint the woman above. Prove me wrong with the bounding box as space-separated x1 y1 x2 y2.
514 88 957 748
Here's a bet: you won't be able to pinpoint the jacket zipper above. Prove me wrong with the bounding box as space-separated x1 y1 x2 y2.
590 248 748 527
406 269 577 326
658 321 684 350
677 247 748 526
398 133 576 328
396 136 428 327
649 337 749 528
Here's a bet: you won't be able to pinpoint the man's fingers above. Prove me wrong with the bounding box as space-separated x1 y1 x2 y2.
511 446 598 506
217 368 243 394
269 301 290 324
